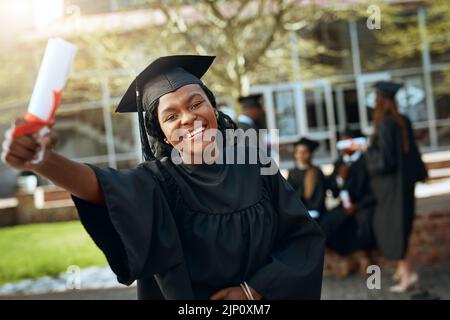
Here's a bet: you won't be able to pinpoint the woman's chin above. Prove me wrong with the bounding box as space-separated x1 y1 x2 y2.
179 141 218 163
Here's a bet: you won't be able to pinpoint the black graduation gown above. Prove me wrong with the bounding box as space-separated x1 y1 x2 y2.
322 155 376 256
287 166 327 219
366 115 427 260
71 146 325 300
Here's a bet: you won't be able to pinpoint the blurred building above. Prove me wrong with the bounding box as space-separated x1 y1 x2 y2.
250 4 450 169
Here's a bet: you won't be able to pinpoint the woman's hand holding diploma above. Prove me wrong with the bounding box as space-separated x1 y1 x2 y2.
1 38 104 206
2 120 105 207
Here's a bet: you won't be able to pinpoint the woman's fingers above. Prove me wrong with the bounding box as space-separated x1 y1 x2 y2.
13 135 40 153
210 288 229 300
41 131 58 148
8 141 39 161
2 128 40 167
1 152 31 169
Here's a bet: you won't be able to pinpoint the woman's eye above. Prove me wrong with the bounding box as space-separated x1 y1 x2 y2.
191 101 203 109
165 114 176 122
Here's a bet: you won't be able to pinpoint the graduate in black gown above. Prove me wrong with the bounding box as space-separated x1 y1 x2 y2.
287 138 326 222
237 94 265 132
322 129 376 277
65 56 325 299
356 81 428 292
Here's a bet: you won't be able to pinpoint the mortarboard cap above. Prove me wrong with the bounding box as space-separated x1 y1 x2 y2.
337 128 364 140
115 55 215 161
116 55 215 113
373 81 402 99
238 94 263 109
294 137 320 153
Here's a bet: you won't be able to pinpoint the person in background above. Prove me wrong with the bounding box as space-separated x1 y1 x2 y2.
237 94 266 132
322 129 376 278
287 138 327 222
355 81 428 292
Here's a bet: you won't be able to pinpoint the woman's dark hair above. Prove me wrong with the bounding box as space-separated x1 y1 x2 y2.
373 95 409 153
143 83 237 159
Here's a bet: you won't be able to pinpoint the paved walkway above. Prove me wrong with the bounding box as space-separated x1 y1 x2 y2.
1 265 448 300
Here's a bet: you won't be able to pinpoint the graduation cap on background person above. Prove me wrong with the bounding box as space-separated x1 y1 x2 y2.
238 94 263 109
336 127 364 140
294 137 320 153
115 55 216 161
373 81 403 99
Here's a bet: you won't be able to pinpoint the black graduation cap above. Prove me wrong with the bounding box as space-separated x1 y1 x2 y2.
115 55 215 161
337 128 364 140
238 94 263 109
373 81 402 99
294 137 320 153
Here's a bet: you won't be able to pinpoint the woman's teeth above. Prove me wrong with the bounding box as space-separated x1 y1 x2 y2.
187 127 205 139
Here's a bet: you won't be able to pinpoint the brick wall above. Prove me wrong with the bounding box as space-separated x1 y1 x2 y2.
407 211 450 266
324 209 450 277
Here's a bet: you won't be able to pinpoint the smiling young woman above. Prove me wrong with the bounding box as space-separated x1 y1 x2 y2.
1 55 325 300
153 84 219 163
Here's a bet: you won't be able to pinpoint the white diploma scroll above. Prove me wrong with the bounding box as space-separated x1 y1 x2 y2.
13 38 77 163
27 38 77 122
336 137 367 151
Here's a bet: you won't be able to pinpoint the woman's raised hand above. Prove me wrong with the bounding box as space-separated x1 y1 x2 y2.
1 118 58 172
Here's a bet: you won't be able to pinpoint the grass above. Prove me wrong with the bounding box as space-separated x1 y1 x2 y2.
0 221 107 285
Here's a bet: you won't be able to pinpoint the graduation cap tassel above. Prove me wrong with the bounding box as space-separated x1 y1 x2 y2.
136 82 155 162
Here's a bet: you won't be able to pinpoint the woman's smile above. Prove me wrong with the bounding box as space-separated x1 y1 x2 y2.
184 125 207 141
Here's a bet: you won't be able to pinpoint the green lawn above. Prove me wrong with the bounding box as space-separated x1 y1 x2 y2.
0 221 107 285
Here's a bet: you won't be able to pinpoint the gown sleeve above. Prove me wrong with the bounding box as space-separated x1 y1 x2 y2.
352 160 376 210
247 171 326 299
366 118 399 175
286 170 299 191
327 161 342 198
71 163 184 286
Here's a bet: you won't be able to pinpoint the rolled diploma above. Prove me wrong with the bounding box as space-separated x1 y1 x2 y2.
336 137 367 150
27 38 77 122
14 38 77 163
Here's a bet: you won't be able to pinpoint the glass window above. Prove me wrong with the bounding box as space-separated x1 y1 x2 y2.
437 124 450 148
305 87 328 132
272 90 299 138
332 84 360 131
357 14 422 73
298 20 353 77
432 70 450 121
392 74 428 123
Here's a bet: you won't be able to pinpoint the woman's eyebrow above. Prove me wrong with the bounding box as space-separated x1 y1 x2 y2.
159 105 177 116
159 92 204 116
185 92 204 103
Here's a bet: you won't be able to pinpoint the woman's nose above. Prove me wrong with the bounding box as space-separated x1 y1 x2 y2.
180 111 197 126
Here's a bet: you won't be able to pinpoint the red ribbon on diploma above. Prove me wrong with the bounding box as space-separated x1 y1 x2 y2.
13 90 62 138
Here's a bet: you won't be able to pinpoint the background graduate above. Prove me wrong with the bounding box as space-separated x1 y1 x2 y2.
287 137 327 221
323 129 376 278
1 55 325 300
354 81 428 292
236 94 266 132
